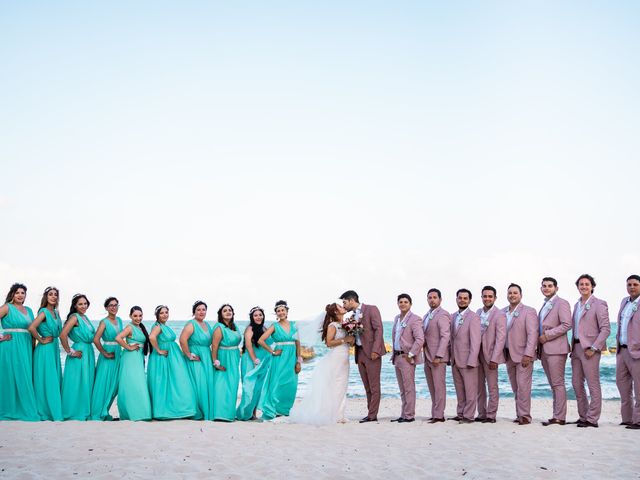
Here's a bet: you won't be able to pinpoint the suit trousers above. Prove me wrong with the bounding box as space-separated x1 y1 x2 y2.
394 355 416 420
616 347 640 425
356 346 382 419
477 350 499 420
424 359 447 419
571 343 602 424
540 351 568 421
452 363 478 420
506 354 534 421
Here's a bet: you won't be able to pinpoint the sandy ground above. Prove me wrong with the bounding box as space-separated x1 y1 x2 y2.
1 398 637 480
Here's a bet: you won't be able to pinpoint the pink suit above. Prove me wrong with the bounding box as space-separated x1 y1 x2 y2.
391 311 424 420
475 306 506 420
450 309 481 421
538 296 572 422
422 307 451 420
616 296 640 425
504 304 538 422
354 303 386 420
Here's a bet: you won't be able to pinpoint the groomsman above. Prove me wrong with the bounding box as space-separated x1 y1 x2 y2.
616 274 640 430
537 277 572 426
422 288 451 423
504 283 538 425
475 286 506 423
571 274 610 428
390 294 424 423
450 289 481 423
340 290 386 423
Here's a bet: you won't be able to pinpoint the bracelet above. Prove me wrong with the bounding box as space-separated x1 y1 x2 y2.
189 353 197 360
271 350 277 355
297 356 303 364
253 358 261 365
68 348 76 355
213 359 221 367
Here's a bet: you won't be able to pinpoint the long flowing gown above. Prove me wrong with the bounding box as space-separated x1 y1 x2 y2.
147 322 197 420
184 319 215 420
33 308 63 421
259 322 299 420
0 304 38 421
236 331 272 421
90 317 123 420
117 323 152 421
61 313 96 420
289 322 350 425
212 322 242 421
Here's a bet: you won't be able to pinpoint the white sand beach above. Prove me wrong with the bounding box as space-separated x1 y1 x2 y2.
1 398 636 479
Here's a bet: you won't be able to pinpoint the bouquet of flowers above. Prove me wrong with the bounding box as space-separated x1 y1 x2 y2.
341 315 364 336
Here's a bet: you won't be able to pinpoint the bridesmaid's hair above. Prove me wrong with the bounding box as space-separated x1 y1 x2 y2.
104 297 119 309
67 294 90 320
192 300 207 315
129 305 152 355
39 286 60 313
321 303 341 342
242 306 265 353
274 300 289 312
5 282 27 303
217 304 237 331
154 305 169 321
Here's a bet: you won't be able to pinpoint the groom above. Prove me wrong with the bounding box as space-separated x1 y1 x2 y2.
340 290 386 423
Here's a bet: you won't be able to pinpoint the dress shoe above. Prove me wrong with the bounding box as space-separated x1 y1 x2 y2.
474 417 486 422
390 417 403 422
620 421 632 426
359 417 377 423
577 421 599 428
517 417 531 425
625 423 640 430
428 418 445 423
398 418 415 423
459 418 473 424
482 418 497 424
566 420 582 425
542 418 566 426
448 416 462 421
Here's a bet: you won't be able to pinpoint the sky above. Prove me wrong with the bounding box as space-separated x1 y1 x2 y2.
1 1 639 321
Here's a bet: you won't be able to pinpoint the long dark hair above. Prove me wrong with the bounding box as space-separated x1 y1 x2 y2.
5 283 27 303
242 306 266 353
67 294 90 321
39 286 59 320
129 305 152 355
321 303 341 342
217 304 237 331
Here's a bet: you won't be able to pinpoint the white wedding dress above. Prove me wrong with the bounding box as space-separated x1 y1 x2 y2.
289 322 350 425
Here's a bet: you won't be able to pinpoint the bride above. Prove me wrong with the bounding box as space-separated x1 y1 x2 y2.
289 303 355 425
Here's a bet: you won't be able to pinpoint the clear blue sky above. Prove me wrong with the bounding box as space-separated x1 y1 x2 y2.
2 1 638 320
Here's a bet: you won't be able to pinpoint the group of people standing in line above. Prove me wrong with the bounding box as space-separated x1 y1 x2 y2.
0 284 302 422
386 274 640 430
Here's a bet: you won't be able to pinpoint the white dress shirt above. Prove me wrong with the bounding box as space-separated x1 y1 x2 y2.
423 309 434 330
480 307 491 334
573 296 592 340
539 295 557 335
505 304 520 349
620 297 639 345
354 305 362 346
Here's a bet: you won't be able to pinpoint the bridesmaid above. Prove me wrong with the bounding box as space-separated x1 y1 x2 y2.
179 301 215 420
115 306 152 421
258 300 302 420
60 294 96 420
90 297 123 420
0 283 38 421
236 306 272 421
211 304 242 421
147 305 197 420
27 286 63 421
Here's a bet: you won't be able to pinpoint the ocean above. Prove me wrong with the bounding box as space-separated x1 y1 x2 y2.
61 319 621 400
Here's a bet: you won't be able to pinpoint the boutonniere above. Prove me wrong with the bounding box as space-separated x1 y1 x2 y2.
585 304 591 311
400 320 407 328
457 314 465 326
633 304 638 313
514 311 520 317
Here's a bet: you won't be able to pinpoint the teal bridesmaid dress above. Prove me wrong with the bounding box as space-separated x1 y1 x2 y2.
117 323 152 421
33 308 63 421
212 322 242 421
236 330 272 421
184 319 215 420
0 304 38 421
147 322 197 420
90 317 123 420
61 313 96 420
259 322 299 420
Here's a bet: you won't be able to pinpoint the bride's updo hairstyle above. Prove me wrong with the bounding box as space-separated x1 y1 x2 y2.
321 303 341 342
